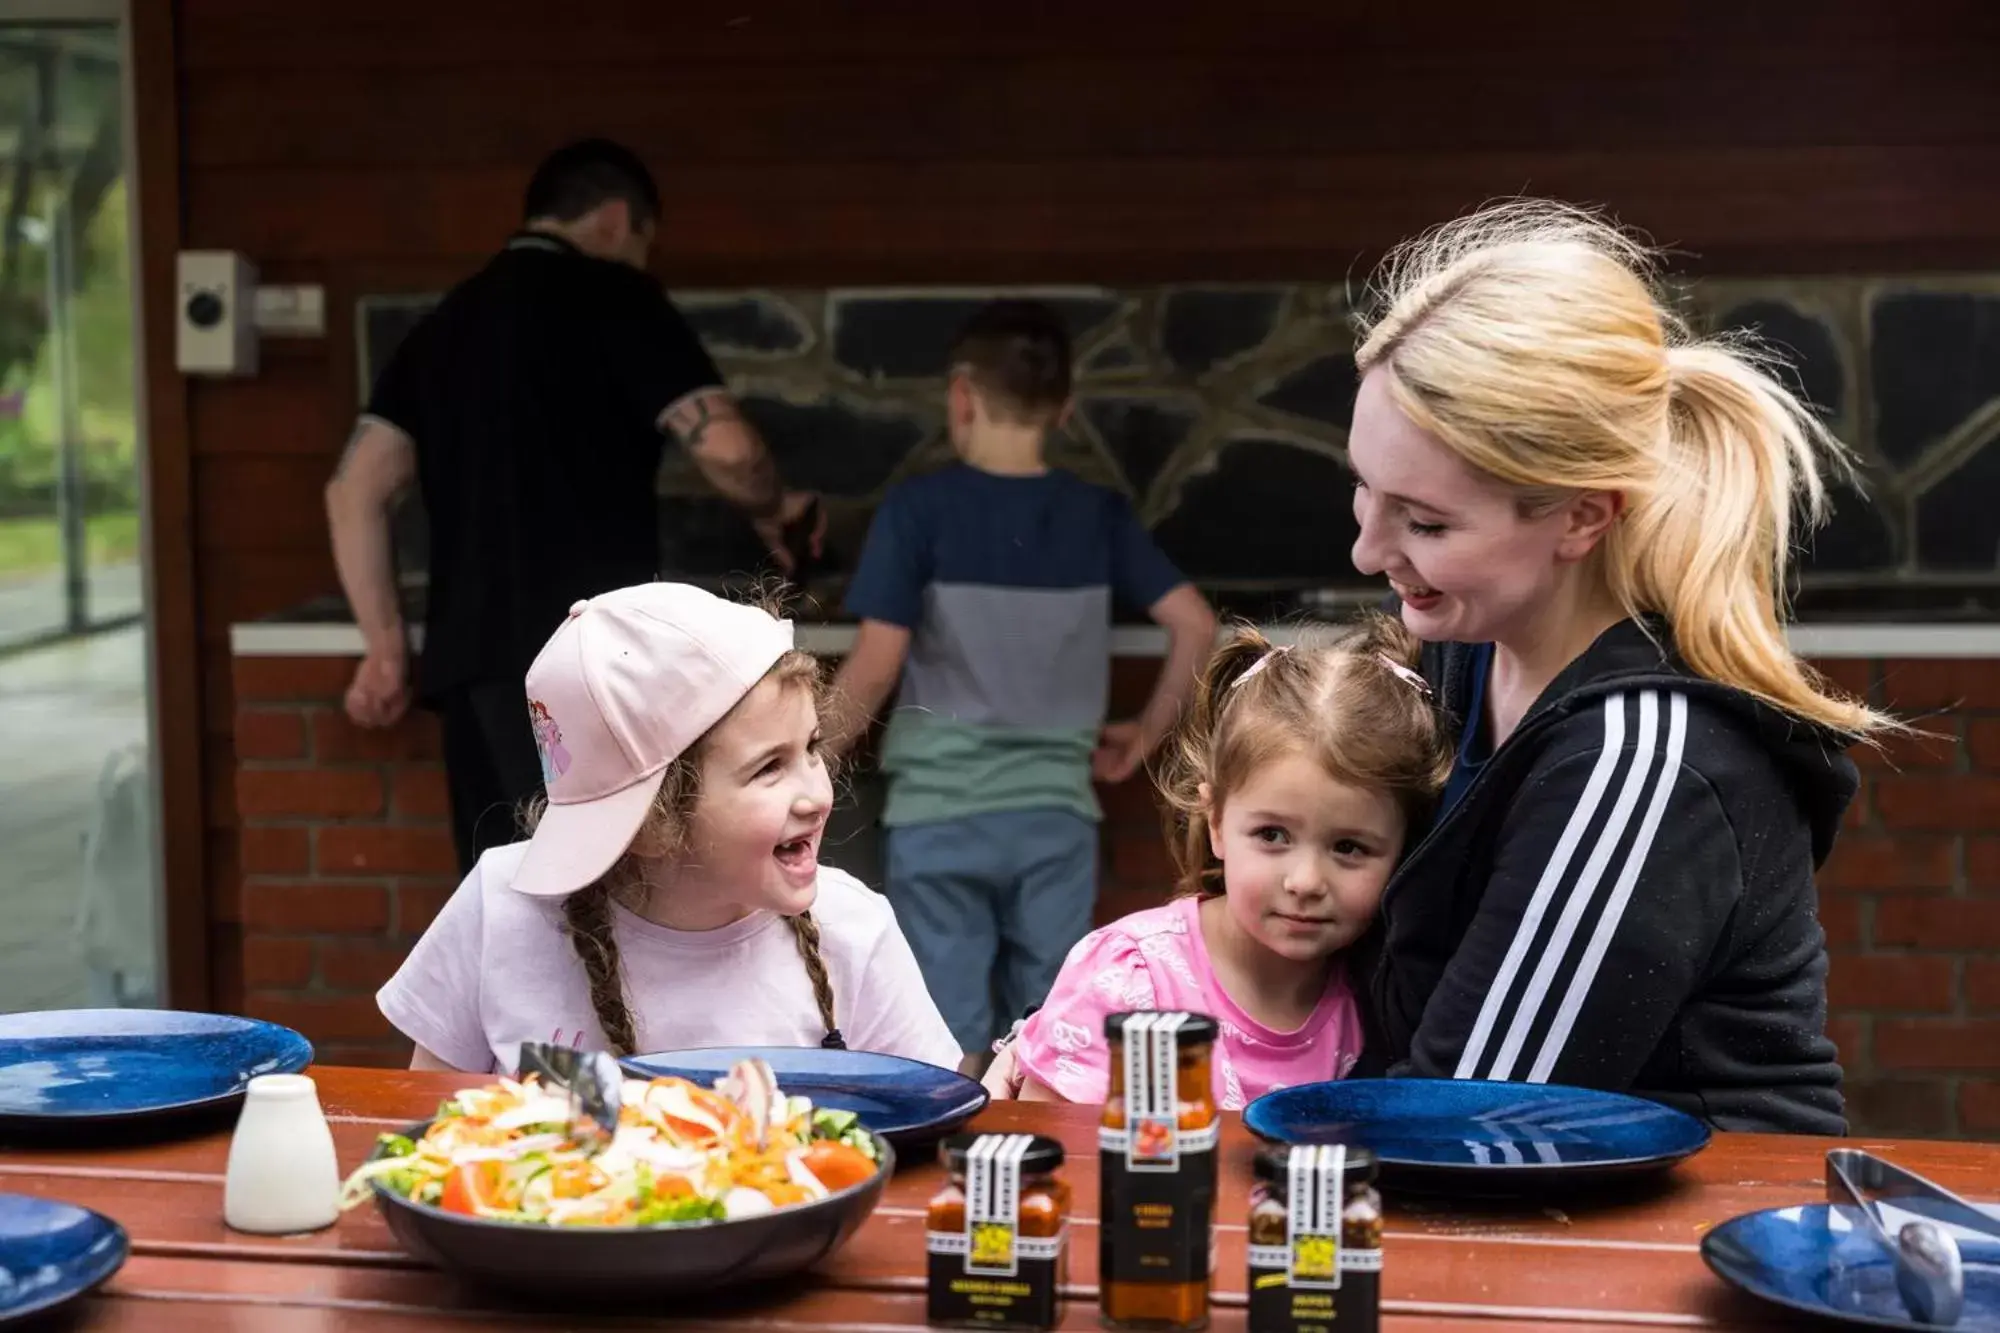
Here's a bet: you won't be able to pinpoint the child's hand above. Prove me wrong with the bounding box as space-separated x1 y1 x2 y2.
981 1042 1025 1099
1091 720 1148 783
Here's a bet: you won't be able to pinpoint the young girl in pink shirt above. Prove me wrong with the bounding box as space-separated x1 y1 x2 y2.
988 615 1450 1110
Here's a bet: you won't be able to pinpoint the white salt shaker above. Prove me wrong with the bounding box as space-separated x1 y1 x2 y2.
223 1072 340 1234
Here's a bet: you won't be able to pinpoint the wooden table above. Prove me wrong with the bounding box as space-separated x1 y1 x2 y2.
4 1067 1997 1330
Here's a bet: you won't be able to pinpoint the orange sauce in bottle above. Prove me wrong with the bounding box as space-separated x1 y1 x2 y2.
1098 1011 1219 1331
926 1133 1070 1330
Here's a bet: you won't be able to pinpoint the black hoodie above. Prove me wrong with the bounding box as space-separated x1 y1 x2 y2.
1364 618 1855 1135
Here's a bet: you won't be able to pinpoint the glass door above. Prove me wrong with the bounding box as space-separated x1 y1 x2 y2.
0 4 159 1011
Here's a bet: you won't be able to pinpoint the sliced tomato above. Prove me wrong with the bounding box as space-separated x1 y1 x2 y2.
438 1160 507 1216
800 1142 876 1193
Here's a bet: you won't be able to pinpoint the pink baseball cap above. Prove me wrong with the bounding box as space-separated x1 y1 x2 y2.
511 582 796 897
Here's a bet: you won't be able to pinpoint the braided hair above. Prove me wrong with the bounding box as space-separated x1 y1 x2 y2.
561 884 637 1055
785 912 844 1049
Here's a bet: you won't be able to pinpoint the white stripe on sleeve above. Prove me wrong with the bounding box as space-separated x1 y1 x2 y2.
1484 690 1666 1081
1526 691 1689 1083
1453 694 1629 1081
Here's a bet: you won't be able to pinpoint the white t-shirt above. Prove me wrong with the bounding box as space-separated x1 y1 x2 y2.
377 842 960 1074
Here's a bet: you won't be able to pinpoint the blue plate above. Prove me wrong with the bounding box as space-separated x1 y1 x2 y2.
1243 1078 1711 1186
0 1193 129 1325
1703 1200 2000 1332
621 1046 987 1147
0 1009 313 1127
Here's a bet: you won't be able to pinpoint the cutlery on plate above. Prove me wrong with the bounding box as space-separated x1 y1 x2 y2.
1825 1148 1980 1326
517 1042 624 1158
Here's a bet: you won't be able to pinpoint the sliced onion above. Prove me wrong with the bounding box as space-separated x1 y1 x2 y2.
642 1082 729 1141
720 1058 778 1146
785 1150 830 1199
491 1095 574 1132
450 1133 563 1164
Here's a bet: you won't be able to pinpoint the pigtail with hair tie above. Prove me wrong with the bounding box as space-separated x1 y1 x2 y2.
1375 653 1432 695
1230 644 1291 691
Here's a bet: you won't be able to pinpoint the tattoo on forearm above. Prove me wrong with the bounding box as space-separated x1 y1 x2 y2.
665 394 780 514
664 394 738 449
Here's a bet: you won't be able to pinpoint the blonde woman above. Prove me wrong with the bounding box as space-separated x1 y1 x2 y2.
1348 200 1888 1134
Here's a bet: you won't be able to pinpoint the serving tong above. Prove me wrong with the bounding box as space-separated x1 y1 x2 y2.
517 1042 625 1158
1825 1148 2000 1327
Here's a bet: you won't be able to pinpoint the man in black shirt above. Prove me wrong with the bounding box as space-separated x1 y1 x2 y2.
325 139 816 874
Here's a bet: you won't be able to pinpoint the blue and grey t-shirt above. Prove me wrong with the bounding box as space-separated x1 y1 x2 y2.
844 464 1188 828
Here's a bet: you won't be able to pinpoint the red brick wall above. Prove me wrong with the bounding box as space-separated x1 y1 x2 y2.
1819 658 2000 1141
232 651 2000 1138
230 655 459 1067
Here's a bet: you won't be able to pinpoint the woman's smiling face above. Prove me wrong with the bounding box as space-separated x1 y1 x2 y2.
1346 367 1583 646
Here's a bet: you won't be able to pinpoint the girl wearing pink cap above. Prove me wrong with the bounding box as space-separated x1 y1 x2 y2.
377 582 960 1073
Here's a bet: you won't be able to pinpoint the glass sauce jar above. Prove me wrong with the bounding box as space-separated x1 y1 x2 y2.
1099 1010 1220 1331
927 1132 1070 1330
1246 1144 1382 1333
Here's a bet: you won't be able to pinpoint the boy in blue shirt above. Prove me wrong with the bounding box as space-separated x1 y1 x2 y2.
828 300 1217 1066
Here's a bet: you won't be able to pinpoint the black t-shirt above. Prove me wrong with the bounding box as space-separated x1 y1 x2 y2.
365 232 723 703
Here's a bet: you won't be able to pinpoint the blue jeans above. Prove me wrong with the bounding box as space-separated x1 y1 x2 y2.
883 809 1098 1056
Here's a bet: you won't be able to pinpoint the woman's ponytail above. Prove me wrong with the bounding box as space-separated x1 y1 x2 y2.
1610 342 1880 738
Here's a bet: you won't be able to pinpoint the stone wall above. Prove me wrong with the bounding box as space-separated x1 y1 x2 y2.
361 278 2000 600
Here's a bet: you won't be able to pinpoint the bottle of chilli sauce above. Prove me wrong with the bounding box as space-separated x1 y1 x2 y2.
1099 1010 1220 1331
925 1132 1070 1331
1247 1144 1382 1333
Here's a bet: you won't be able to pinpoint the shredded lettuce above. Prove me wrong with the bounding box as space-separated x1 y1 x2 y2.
339 1152 438 1210
377 1166 427 1197
635 1192 725 1225
811 1108 877 1160
811 1109 859 1138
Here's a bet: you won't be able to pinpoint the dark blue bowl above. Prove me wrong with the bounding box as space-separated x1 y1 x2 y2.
1703 1201 2000 1332
0 1193 129 1326
1243 1078 1711 1188
366 1119 894 1300
621 1046 987 1149
0 1009 313 1127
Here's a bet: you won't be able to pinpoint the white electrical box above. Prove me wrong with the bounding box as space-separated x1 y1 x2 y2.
176 251 259 377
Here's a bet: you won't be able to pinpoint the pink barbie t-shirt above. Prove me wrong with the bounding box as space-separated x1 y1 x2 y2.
1013 895 1364 1111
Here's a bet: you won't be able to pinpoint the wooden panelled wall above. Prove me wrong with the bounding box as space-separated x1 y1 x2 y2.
156 0 2000 1009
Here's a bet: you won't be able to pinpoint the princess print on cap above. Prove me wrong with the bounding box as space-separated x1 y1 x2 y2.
528 699 572 784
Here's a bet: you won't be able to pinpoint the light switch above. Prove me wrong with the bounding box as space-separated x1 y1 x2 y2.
254 285 326 337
